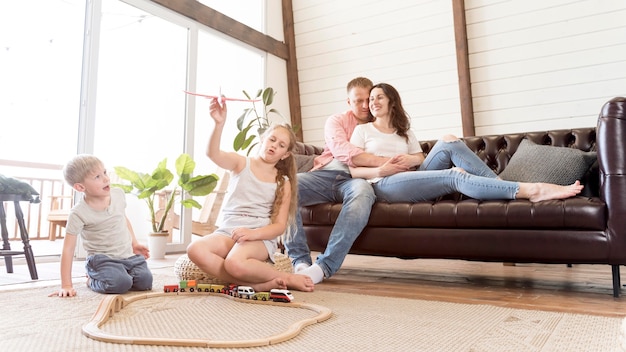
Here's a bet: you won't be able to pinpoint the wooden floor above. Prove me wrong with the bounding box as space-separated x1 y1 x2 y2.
315 253 626 318
3 240 626 318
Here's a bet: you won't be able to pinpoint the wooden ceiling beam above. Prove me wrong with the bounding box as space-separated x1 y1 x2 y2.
149 0 303 140
150 0 288 59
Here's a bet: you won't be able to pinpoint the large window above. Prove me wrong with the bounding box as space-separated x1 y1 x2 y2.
1 0 267 252
0 0 84 173
93 1 189 245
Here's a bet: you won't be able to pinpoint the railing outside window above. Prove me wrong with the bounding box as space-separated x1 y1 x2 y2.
1 159 73 241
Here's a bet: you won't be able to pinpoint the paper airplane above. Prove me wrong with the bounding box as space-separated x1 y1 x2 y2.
183 90 260 102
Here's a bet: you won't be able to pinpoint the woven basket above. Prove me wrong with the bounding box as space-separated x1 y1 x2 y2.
174 252 293 284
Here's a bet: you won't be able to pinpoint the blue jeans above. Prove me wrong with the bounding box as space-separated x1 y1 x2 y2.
374 140 519 202
85 254 153 294
419 139 497 177
284 170 375 278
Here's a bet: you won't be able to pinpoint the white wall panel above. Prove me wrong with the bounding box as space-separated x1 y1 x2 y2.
465 0 626 135
290 0 626 146
293 0 459 147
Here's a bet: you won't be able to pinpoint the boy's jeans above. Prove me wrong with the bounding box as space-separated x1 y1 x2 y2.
86 254 153 294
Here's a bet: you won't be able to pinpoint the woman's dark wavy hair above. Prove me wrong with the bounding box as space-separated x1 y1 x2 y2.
371 83 411 143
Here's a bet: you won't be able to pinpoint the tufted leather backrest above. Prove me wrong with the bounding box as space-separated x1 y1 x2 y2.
295 127 598 196
424 128 598 197
420 128 597 174
295 141 324 156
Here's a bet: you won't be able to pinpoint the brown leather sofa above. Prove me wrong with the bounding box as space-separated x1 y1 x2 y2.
295 97 626 297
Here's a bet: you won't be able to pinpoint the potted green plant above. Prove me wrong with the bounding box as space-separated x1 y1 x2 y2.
112 153 219 258
234 87 286 155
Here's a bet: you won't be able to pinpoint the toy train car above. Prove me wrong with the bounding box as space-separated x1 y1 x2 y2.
163 280 294 303
163 280 229 294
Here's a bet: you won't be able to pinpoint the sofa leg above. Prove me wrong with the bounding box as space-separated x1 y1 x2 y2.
612 265 621 298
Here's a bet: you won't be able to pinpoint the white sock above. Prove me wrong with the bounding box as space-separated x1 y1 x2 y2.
297 263 324 284
294 262 310 273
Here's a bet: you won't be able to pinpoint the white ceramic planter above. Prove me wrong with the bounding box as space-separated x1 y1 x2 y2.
148 232 169 259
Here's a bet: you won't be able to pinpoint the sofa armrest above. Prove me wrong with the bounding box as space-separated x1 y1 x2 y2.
597 96 626 262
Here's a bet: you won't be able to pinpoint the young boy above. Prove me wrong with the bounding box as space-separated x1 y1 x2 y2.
50 154 152 297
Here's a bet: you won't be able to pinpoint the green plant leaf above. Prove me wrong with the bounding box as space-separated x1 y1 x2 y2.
234 125 255 151
176 154 195 175
181 198 202 209
113 166 141 184
182 174 219 196
237 109 250 131
240 135 256 151
246 142 258 156
112 184 133 193
150 169 173 190
268 108 285 120
262 87 274 106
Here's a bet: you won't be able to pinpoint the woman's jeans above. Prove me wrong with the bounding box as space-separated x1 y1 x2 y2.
374 139 520 202
85 254 153 294
284 170 375 279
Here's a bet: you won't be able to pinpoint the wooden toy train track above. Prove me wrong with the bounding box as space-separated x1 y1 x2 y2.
82 290 332 347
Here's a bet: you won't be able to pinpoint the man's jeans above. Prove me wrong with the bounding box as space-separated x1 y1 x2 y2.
285 170 375 278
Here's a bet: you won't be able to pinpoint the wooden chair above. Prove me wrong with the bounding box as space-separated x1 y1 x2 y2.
47 194 73 241
155 169 229 237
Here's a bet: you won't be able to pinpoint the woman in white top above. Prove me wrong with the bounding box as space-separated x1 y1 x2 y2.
349 83 584 203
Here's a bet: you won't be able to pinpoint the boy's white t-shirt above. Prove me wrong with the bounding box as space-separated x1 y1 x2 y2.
350 122 423 183
65 187 133 259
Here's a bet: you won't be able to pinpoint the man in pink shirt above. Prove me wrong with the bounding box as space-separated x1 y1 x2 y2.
288 77 406 283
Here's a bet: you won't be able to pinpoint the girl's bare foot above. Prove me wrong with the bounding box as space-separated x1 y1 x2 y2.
251 278 287 293
250 275 314 293
525 180 584 202
285 273 315 292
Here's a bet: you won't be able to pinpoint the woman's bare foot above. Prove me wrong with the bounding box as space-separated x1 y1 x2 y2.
522 180 584 202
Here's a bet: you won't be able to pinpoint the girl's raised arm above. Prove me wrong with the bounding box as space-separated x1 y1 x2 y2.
206 97 245 173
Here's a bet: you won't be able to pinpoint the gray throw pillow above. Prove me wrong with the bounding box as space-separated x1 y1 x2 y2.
0 174 41 203
498 139 597 186
294 154 316 173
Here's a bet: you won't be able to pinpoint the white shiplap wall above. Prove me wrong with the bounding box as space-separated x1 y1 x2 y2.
292 0 461 146
290 0 626 145
466 0 626 135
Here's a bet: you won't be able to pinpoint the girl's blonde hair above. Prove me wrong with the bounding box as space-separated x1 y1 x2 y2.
63 154 104 186
262 124 298 224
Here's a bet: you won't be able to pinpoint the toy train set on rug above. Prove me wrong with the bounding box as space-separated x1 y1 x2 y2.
164 279 296 303
82 281 332 347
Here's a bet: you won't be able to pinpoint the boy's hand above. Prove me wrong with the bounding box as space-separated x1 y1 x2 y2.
48 286 76 297
133 242 150 259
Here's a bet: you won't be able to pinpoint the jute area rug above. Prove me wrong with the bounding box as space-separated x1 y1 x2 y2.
2 267 624 352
